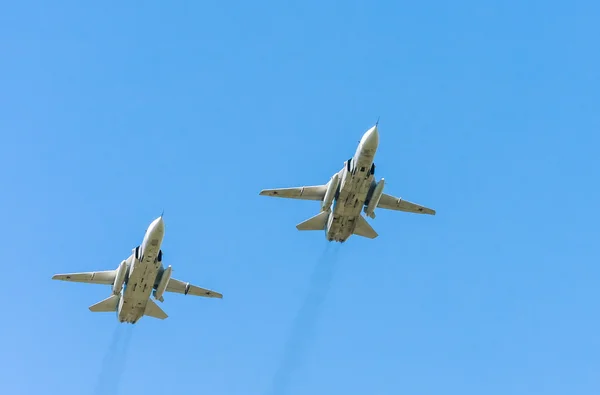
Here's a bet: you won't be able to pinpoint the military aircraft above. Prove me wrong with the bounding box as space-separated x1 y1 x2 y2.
259 124 435 242
52 216 222 323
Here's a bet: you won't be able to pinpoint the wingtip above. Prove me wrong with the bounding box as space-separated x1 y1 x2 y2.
213 291 223 299
205 290 223 299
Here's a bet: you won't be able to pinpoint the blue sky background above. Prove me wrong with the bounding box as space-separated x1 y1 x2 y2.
2 1 600 394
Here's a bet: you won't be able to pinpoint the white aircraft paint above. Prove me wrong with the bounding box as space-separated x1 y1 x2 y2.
52 216 222 324
259 124 436 242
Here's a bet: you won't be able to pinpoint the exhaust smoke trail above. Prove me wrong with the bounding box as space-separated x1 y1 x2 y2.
267 242 342 395
92 324 134 395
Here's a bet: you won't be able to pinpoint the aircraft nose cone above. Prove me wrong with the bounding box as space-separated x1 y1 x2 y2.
362 125 379 149
152 216 165 234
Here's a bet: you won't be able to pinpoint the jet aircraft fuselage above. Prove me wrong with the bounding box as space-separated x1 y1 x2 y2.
326 125 379 242
118 216 165 323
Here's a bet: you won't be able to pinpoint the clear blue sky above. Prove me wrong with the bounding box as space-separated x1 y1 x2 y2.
2 1 599 394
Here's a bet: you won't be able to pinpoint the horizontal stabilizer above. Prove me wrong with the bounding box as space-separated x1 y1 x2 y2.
296 211 330 231
144 298 168 320
89 294 120 312
52 270 116 285
259 185 327 201
353 215 378 239
165 278 223 298
377 193 436 215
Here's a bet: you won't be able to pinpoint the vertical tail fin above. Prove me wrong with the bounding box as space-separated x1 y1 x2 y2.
89 294 120 312
296 211 330 231
353 215 378 239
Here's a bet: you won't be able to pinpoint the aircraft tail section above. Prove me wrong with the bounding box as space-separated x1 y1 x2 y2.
144 298 168 320
296 211 330 231
89 294 120 312
353 215 378 239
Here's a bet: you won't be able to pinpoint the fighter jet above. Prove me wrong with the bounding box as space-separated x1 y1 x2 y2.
259 124 435 242
52 216 222 323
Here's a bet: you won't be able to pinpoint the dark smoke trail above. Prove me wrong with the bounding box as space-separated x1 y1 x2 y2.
266 243 341 395
92 324 122 395
92 324 134 395
108 325 134 393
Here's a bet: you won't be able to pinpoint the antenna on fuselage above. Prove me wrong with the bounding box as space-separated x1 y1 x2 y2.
375 116 380 127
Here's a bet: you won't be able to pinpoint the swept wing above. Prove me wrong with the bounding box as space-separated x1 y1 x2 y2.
165 278 223 298
52 270 116 285
377 193 436 215
259 185 327 201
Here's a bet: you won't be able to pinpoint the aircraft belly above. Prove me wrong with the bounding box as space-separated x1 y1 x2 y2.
328 172 373 242
119 253 161 323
